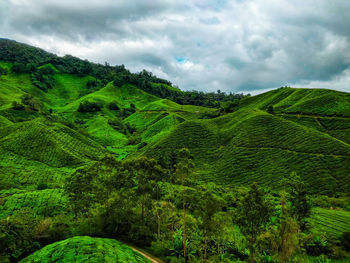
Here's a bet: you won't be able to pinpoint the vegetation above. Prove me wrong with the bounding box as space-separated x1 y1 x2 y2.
20 236 151 263
0 39 350 262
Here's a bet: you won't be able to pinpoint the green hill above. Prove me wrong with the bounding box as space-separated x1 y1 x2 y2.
142 106 350 194
1 39 350 263
239 87 350 117
20 236 151 263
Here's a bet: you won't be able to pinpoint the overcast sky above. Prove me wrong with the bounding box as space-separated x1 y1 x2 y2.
1 0 350 94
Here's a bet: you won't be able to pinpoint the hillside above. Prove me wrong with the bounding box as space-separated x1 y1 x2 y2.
1 39 350 262
1 42 350 194
142 104 350 194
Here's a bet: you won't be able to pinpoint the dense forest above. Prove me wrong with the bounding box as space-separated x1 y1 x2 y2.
0 39 350 263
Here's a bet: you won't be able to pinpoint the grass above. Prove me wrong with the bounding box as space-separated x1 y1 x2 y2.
20 236 151 263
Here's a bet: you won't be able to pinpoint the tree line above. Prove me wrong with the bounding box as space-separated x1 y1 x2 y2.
1 39 247 108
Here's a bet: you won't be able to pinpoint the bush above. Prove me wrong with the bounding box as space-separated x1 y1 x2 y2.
128 135 141 145
20 94 40 111
267 105 274 114
0 66 8 76
37 183 49 190
78 101 103 112
341 232 350 251
304 234 330 256
108 119 125 133
108 101 120 111
12 101 25 110
12 62 27 73
137 142 147 149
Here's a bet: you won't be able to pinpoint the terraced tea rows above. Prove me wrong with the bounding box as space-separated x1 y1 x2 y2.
0 148 73 188
0 189 68 219
20 236 151 263
309 208 350 237
0 119 104 167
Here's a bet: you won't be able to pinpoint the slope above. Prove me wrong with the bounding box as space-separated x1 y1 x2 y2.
143 105 350 194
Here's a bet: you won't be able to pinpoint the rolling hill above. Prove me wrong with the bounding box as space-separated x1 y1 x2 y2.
1 39 350 262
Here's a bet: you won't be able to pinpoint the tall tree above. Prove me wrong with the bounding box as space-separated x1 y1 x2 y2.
198 189 225 261
125 157 165 222
174 148 194 186
275 194 300 263
281 172 311 230
236 182 274 263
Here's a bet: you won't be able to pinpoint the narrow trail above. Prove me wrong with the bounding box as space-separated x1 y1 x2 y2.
129 246 164 263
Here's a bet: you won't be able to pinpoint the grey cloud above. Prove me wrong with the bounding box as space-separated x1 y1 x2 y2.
1 0 349 93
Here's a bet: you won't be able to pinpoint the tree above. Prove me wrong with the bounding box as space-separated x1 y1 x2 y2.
64 167 98 216
77 100 103 112
0 66 8 76
281 172 311 230
178 187 198 261
275 194 300 263
198 189 225 260
341 232 350 252
124 157 165 222
174 148 194 186
267 105 274 114
236 183 274 263
108 101 120 111
12 62 27 73
21 94 40 111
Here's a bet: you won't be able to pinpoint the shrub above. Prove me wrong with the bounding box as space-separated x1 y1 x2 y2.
267 105 274 114
108 101 120 111
78 101 103 112
0 66 8 76
21 94 40 111
86 79 98 89
12 62 28 73
128 135 141 145
12 101 25 110
37 183 49 190
137 142 147 149
108 119 125 133
341 232 350 251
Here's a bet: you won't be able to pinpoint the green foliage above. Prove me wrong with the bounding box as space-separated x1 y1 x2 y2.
31 64 57 92
0 189 68 219
236 182 275 263
1 39 350 263
309 208 350 238
20 93 40 111
20 236 151 263
0 65 8 76
341 232 350 252
0 209 41 262
281 172 311 229
77 100 103 112
267 105 274 114
108 100 120 110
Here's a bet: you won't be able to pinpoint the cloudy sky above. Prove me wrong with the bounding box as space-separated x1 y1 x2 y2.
1 0 350 94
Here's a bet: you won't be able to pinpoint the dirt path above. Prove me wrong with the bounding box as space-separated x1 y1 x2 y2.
129 246 164 263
